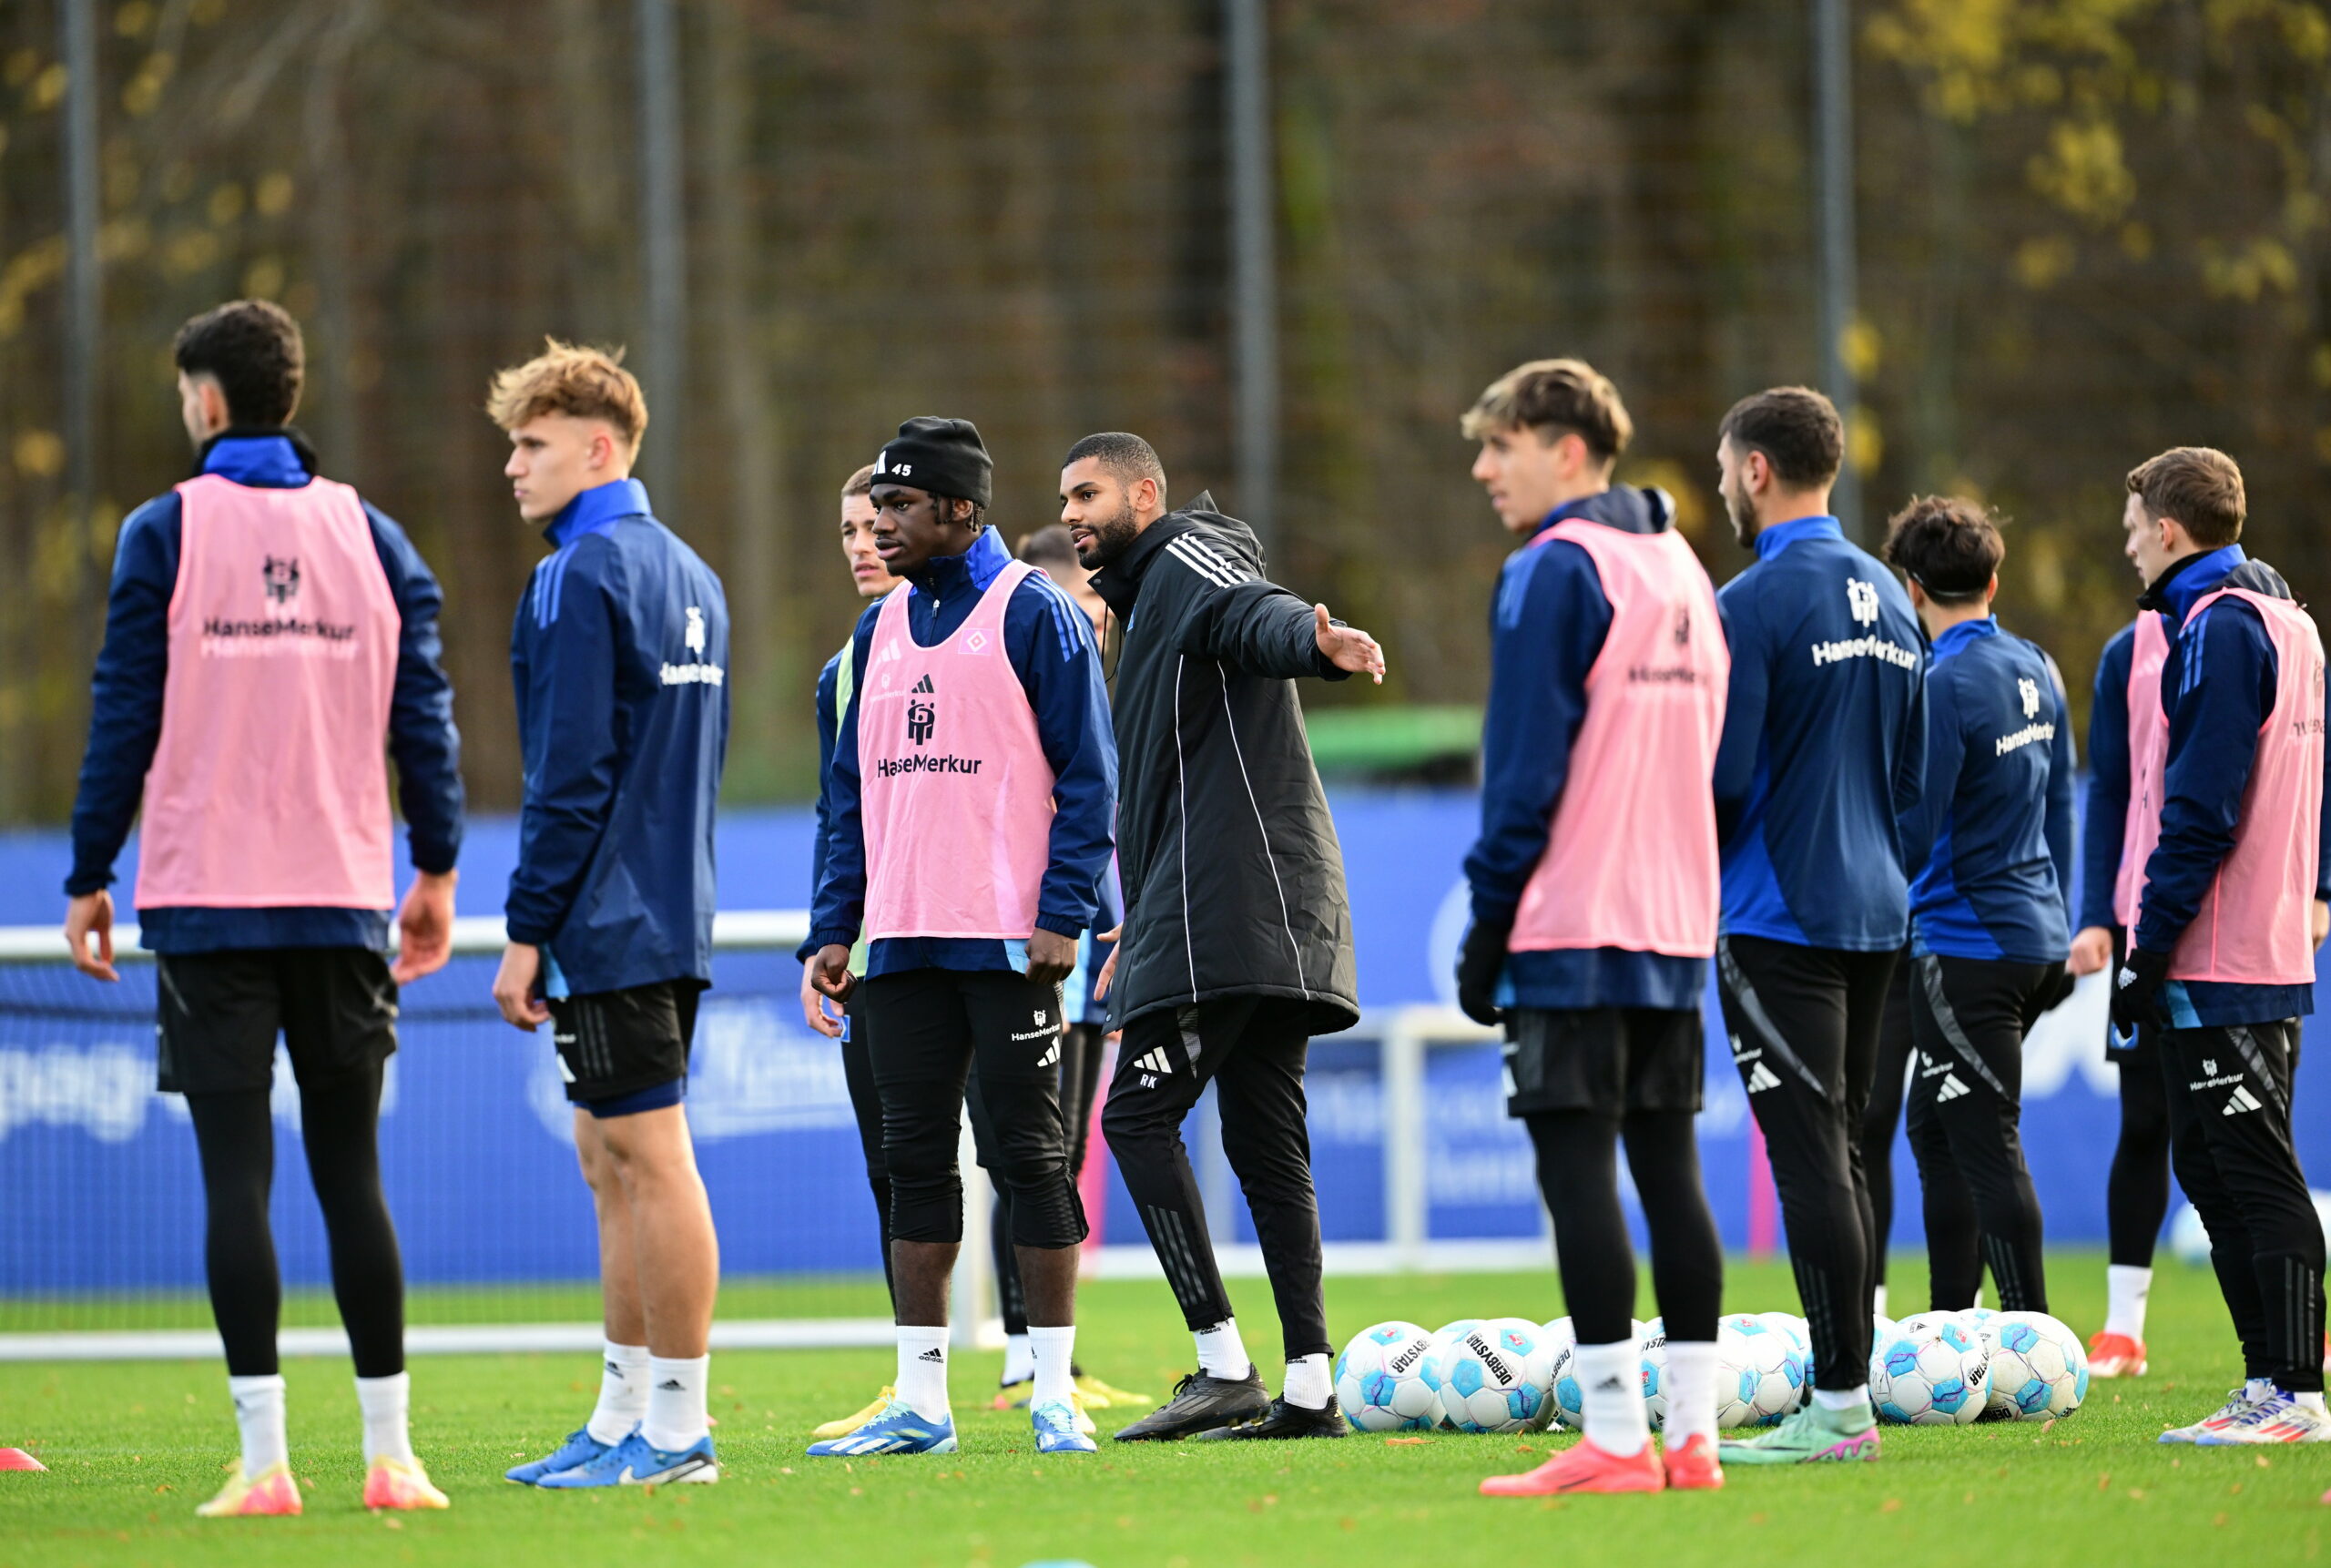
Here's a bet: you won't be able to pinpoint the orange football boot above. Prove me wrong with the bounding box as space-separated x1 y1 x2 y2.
1481 1437 1664 1496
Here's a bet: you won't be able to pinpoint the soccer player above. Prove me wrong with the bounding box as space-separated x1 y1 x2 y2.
1451 361 1730 1496
488 342 729 1488
62 300 462 1516
1063 432 1387 1442
1706 388 1926 1466
1881 497 2075 1315
2106 448 2331 1444
805 418 1116 1458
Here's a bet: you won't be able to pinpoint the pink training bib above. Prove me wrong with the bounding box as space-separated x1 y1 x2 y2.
858 559 1056 942
134 473 401 911
2112 612 2170 930
1509 523 1730 958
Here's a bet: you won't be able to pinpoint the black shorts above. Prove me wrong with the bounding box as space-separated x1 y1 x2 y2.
1504 1006 1704 1117
155 947 398 1096
548 979 701 1113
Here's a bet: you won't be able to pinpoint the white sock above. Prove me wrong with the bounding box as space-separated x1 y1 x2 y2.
1195 1318 1253 1382
2295 1390 2327 1412
587 1341 650 1444
1001 1332 1035 1388
1871 1283 1888 1320
2105 1265 2153 1341
1282 1352 1332 1410
1031 1326 1076 1412
354 1372 412 1465
897 1327 951 1421
1576 1340 1648 1457
641 1354 710 1451
1813 1385 1871 1414
228 1373 288 1477
1661 1341 1718 1445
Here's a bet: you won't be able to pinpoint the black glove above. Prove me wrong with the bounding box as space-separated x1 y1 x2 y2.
2110 946 2170 1036
1456 911 1515 1027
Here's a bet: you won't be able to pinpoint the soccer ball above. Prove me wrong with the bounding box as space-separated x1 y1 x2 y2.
1870 1314 1898 1358
1333 1321 1439 1432
1639 1318 1670 1431
1532 1317 1574 1431
1425 1319 1485 1429
1424 1317 1555 1434
1870 1317 1990 1426
1755 1312 1814 1410
1715 1312 1807 1428
1981 1310 2088 1420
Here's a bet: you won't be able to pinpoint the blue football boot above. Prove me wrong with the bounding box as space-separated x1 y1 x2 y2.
505 1426 613 1485
805 1398 959 1457
1033 1399 1097 1454
536 1426 718 1487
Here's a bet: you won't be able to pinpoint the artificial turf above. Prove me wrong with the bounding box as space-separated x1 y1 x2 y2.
3 1252 2324 1567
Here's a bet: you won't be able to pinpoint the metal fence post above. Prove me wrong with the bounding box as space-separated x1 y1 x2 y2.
1382 1009 1427 1268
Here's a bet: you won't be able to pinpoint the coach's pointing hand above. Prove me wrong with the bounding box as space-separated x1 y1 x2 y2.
1315 605 1387 685
810 943 859 1006
1024 928 1077 989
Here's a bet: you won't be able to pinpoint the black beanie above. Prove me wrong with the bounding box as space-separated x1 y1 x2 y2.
872 416 992 509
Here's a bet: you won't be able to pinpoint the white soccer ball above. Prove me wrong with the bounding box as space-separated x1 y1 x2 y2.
1333 1320 1439 1432
1981 1310 2088 1420
1755 1312 1814 1410
1532 1317 1575 1431
1424 1317 1555 1434
1426 1319 1485 1429
1638 1318 1671 1431
1870 1316 1990 1426
1870 1314 1898 1358
1716 1312 1807 1429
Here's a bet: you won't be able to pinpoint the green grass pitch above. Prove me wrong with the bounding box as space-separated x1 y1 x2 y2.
4 1251 2326 1567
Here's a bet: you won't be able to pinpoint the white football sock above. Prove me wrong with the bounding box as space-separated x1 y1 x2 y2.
1576 1340 1648 1457
1871 1283 1888 1320
1001 1331 1035 1388
354 1371 412 1465
641 1354 710 1451
228 1373 288 1477
1813 1385 1870 1414
1661 1340 1717 1445
2104 1265 2153 1341
2295 1390 2327 1412
1282 1352 1332 1410
1031 1326 1076 1412
587 1340 650 1444
896 1327 951 1421
1195 1318 1253 1381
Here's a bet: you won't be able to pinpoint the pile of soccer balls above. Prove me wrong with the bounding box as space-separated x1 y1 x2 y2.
1332 1308 2089 1434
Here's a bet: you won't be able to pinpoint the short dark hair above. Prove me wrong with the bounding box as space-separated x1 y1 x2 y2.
173 300 304 427
2127 446 2244 547
1719 386 1843 490
840 463 876 501
1064 431 1167 503
1883 495 2004 602
1461 358 1633 463
1017 524 1079 567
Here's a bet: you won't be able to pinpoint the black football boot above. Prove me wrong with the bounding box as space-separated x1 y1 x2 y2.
1189 1396 1348 1441
1111 1370 1271 1441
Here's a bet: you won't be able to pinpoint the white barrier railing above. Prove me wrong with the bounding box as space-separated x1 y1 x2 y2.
0 909 811 965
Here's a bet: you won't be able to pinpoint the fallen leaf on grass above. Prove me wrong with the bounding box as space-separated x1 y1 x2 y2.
1880 1499 1902 1513
1384 1437 1427 1446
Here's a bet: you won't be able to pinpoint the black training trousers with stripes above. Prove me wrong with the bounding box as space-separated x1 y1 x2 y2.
2160 1017 2326 1392
2102 929 2173 1269
1902 952 2059 1314
1717 933 1897 1391
1101 994 1331 1360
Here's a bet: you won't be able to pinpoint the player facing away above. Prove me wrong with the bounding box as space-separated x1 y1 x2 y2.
1064 433 1388 1441
488 342 730 1488
2107 449 2331 1445
1881 498 2076 1316
1707 388 1927 1466
62 300 463 1516
1451 361 1731 1496
806 418 1118 1458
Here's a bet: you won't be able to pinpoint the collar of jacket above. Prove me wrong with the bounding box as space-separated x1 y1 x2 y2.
905 524 1011 605
1088 491 1236 619
1751 514 1844 561
196 427 317 487
545 477 653 548
2137 543 2247 624
1530 484 1674 540
1929 614 2000 664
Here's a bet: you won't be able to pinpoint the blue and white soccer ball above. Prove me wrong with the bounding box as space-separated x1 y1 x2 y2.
1980 1310 2088 1420
1870 1314 1898 1359
1870 1317 1990 1426
1532 1317 1574 1431
1715 1312 1807 1429
1425 1317 1556 1434
1426 1319 1485 1430
1754 1312 1814 1411
1639 1318 1671 1431
1333 1320 1439 1432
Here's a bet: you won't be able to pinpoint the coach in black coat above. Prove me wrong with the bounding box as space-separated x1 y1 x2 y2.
1062 433 1384 1442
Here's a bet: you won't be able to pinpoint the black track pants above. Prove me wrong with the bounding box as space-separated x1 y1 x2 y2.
2161 1019 2326 1391
986 1023 1104 1337
1102 995 1330 1360
1526 1109 1724 1347
1903 953 2055 1313
839 996 897 1309
186 1061 404 1379
1717 935 1897 1390
2102 932 2173 1268
1859 953 1917 1292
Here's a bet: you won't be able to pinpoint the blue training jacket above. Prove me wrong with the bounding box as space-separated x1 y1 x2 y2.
66 432 463 952
1464 485 1705 1010
2077 618 2143 934
1714 515 1928 951
2133 545 2331 1025
1897 617 2074 964
806 526 1116 976
507 478 729 996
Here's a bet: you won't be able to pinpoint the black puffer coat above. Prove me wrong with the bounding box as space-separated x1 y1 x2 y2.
1088 503 1360 1035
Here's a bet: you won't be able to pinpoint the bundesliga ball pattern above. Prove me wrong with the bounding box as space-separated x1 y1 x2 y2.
1334 1320 1440 1432
1981 1310 2088 1420
1423 1318 1554 1434
1715 1311 1807 1429
1871 1318 1990 1426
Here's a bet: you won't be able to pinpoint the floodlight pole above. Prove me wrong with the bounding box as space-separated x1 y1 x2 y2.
1225 0 1279 559
1813 0 1862 542
60 0 100 620
636 0 686 487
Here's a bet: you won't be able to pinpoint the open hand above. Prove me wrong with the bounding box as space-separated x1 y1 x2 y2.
65 891 117 983
1091 924 1122 1001
1314 605 1386 685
